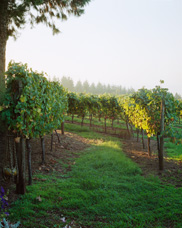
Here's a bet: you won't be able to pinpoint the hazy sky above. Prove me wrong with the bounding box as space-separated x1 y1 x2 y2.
6 0 182 95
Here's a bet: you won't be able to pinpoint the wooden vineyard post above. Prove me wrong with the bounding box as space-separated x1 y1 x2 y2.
136 129 139 142
159 99 165 171
157 133 160 154
55 130 61 142
126 121 131 139
81 115 84 127
26 139 32 185
89 114 92 128
41 137 45 164
104 118 107 133
51 133 53 152
141 128 145 149
112 119 114 129
16 137 26 194
129 124 134 138
147 137 151 157
61 122 64 135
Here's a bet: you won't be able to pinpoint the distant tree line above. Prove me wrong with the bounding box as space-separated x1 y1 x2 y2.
174 93 182 100
53 76 135 95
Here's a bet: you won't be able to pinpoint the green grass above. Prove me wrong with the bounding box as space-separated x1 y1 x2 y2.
9 124 182 227
173 119 182 128
165 140 182 161
164 120 182 161
66 115 127 129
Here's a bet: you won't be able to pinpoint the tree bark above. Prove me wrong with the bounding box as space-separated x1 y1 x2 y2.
0 0 8 180
0 0 8 98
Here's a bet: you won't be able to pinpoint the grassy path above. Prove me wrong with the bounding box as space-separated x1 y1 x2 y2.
9 125 182 227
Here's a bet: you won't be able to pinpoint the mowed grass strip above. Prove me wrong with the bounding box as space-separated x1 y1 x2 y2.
9 126 182 228
66 115 127 130
165 140 182 161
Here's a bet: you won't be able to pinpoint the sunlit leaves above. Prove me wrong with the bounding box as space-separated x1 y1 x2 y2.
125 87 180 138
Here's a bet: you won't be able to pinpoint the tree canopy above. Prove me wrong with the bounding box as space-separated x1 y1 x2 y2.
3 0 91 38
0 0 91 98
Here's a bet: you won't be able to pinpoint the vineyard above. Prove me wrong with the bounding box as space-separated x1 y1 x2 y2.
66 86 182 170
0 62 182 227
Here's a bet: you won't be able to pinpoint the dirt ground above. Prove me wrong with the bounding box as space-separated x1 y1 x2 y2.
122 137 182 187
1 126 182 211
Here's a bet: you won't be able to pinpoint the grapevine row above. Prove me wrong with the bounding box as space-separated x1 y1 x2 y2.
0 62 182 193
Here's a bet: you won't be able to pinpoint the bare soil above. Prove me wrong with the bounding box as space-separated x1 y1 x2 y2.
122 137 182 187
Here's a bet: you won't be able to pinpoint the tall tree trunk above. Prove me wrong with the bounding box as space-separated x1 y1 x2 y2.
0 0 8 98
0 1 8 181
